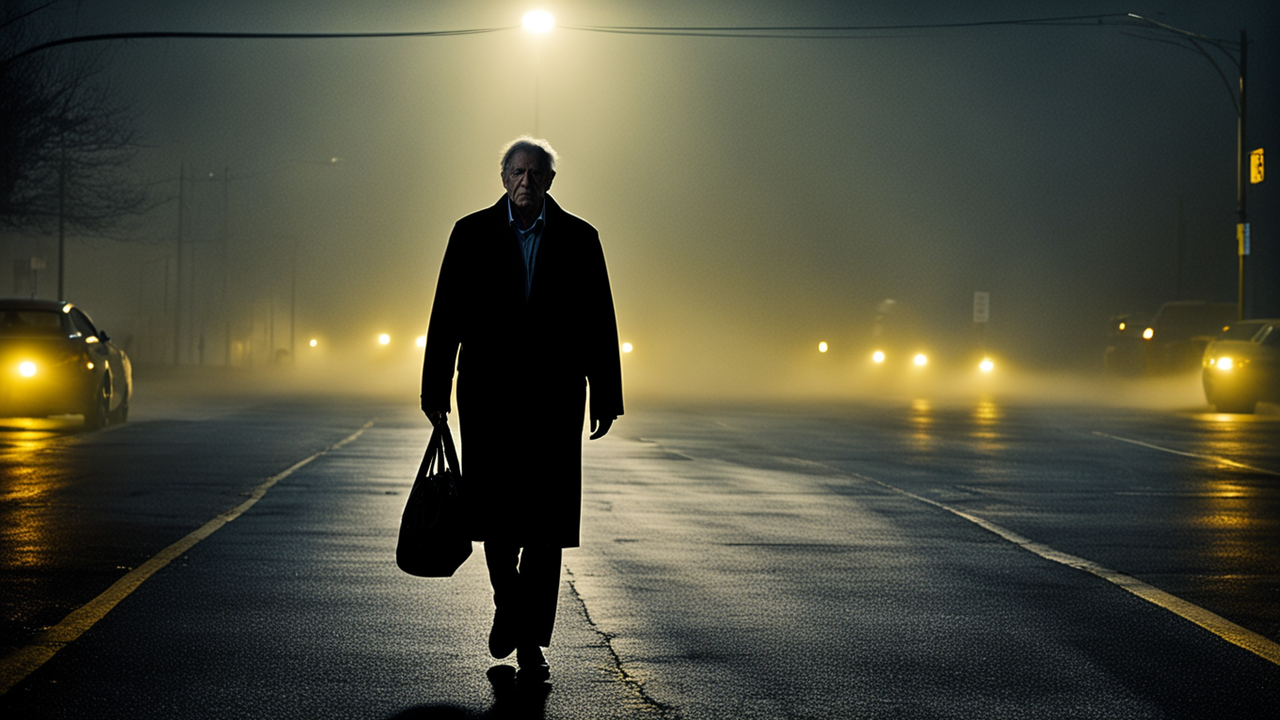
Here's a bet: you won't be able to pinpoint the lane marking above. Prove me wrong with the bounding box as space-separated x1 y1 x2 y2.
0 421 373 695
853 472 1280 667
1092 431 1280 477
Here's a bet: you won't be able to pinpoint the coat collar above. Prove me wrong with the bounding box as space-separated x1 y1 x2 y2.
490 194 561 225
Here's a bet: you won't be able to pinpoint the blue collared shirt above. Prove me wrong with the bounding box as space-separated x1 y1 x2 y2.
508 197 546 300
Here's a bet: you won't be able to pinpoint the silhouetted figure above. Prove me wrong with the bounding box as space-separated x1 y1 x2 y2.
421 137 623 682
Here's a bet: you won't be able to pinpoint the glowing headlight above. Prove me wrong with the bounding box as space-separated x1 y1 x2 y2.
1143 327 1154 340
872 350 885 363
1217 357 1234 371
378 333 391 346
979 358 994 373
18 361 37 377
913 353 928 367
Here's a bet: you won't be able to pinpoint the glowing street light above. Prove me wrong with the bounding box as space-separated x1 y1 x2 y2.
621 342 633 353
378 333 391 346
979 358 995 373
522 10 555 33
416 336 427 348
817 341 829 353
309 339 318 348
19 361 37 377
872 350 885 364
913 353 928 367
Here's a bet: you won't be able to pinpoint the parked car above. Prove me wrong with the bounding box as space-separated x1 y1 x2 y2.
0 299 132 428
1201 319 1279 413
1142 301 1238 375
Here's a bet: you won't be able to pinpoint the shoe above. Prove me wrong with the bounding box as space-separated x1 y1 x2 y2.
489 615 516 659
516 645 550 682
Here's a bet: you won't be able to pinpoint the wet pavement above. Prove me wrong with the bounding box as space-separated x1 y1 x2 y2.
1 387 1277 718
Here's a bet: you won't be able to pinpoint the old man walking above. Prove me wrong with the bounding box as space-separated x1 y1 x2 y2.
420 137 624 681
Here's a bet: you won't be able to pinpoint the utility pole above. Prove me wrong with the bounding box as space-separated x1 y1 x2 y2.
57 151 67 301
1236 29 1249 320
173 163 185 365
223 167 231 366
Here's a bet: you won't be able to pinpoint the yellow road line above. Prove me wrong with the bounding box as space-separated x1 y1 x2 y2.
0 421 373 695
859 474 1280 667
1093 431 1280 477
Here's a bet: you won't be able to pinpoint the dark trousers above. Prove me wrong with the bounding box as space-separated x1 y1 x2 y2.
484 542 563 648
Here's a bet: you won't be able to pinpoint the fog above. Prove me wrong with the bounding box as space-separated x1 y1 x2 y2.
4 0 1278 404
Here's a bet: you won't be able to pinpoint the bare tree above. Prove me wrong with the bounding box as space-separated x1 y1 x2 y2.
1 1 153 237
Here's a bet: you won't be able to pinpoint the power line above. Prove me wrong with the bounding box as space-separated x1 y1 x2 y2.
562 14 1138 39
4 26 515 65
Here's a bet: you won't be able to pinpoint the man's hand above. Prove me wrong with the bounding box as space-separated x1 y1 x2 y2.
425 410 447 428
589 416 614 440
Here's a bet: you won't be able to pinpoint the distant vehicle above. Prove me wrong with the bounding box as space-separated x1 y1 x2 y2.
1201 319 1279 413
0 299 132 428
1103 312 1150 375
1142 301 1238 375
867 299 936 373
864 298 995 376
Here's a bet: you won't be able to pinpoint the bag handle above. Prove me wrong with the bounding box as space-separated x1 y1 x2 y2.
436 421 462 477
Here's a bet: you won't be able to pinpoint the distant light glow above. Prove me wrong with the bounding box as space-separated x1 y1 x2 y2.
86 361 94 370
379 333 391 345
818 341 828 353
621 342 633 353
872 350 885 363
1143 327 1154 340
416 336 427 348
979 358 994 373
1118 322 1126 332
913 353 928 367
309 339 318 348
19 361 36 377
522 10 555 33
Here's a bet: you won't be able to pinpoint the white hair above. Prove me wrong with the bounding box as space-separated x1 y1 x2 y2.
500 136 559 176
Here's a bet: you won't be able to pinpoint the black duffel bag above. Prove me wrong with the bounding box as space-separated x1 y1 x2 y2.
396 421 472 577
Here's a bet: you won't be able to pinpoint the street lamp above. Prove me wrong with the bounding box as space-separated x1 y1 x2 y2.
522 11 554 135
1126 15 1253 319
522 11 555 34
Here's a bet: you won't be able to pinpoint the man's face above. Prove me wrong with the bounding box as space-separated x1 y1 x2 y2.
502 150 554 217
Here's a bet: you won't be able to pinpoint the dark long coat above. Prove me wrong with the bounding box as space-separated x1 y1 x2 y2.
420 195 624 548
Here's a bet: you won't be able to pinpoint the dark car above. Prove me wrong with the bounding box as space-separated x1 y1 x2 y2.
0 299 132 428
1103 312 1150 376
1201 319 1280 413
1142 301 1238 375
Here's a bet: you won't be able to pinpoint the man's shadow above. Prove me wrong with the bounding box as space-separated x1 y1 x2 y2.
385 665 551 720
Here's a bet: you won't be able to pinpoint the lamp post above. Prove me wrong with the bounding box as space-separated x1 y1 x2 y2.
522 10 555 135
1127 15 1252 319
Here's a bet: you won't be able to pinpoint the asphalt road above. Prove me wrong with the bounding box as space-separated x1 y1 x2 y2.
0 382 1277 718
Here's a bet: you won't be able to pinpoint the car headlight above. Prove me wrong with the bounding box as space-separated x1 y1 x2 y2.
18 360 37 377
1210 356 1234 371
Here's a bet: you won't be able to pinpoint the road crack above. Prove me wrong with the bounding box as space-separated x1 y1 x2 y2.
563 565 680 718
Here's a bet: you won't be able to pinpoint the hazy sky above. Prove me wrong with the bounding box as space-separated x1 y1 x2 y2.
8 0 1278 397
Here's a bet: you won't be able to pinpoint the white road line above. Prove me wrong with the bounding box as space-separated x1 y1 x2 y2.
0 421 373 696
1093 431 1280 477
853 472 1280 667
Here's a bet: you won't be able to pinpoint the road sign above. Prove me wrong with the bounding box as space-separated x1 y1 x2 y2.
973 291 990 324
1251 148 1264 184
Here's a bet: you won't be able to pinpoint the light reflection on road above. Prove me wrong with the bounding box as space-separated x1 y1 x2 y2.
0 417 81 570
908 397 933 453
